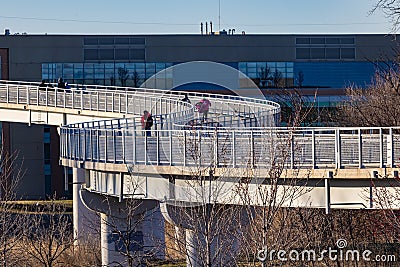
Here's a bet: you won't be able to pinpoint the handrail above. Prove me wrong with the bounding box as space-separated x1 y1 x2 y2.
59 127 400 169
3 80 399 171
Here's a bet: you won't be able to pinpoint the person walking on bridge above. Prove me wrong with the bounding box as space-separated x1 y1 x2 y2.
196 98 211 122
141 110 153 137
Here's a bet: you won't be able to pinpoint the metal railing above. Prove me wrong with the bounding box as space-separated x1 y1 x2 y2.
2 80 399 170
0 80 280 120
60 126 400 169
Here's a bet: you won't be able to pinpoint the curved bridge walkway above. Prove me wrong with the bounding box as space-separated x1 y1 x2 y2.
1 80 400 266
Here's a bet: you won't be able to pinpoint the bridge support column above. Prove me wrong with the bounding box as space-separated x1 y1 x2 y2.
80 189 165 266
161 203 250 267
73 167 97 243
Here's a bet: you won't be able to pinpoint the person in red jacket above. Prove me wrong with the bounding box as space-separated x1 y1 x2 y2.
141 110 153 136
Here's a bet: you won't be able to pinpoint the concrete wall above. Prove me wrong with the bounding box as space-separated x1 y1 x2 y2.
9 123 45 199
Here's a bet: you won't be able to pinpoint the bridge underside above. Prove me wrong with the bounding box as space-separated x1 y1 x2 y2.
76 167 400 210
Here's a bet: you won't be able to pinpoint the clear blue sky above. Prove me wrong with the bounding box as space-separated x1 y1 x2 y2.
0 0 392 34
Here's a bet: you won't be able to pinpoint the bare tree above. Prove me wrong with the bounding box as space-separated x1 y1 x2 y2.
336 64 400 126
22 197 76 267
0 150 25 267
162 128 248 266
296 70 304 88
110 76 116 86
118 67 129 87
272 69 283 88
258 67 271 88
131 71 143 88
372 0 400 32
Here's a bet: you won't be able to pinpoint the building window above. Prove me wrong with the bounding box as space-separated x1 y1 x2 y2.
98 38 114 45
84 49 98 60
296 48 310 60
326 48 340 59
295 36 355 60
83 37 98 45
130 49 145 60
42 62 172 87
115 37 130 45
130 37 145 45
83 37 146 61
115 49 129 60
310 48 325 59
239 62 294 88
341 48 356 59
98 49 114 60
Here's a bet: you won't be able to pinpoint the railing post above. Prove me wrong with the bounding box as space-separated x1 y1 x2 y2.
112 92 115 112
125 93 128 114
198 130 202 167
16 86 19 104
169 130 173 166
113 130 116 164
6 84 9 103
133 123 137 164
232 131 236 168
104 130 108 163
251 130 254 168
54 89 57 107
290 132 295 169
82 129 86 161
89 91 92 110
122 129 126 164
358 129 363 169
311 129 316 169
144 132 148 165
379 128 384 168
156 130 160 165
214 129 218 167
63 90 66 108
387 128 394 168
67 129 71 160
72 89 75 109
26 85 30 104
90 129 93 161
119 93 122 113
81 90 83 110
335 128 342 169
96 129 100 162
184 131 187 167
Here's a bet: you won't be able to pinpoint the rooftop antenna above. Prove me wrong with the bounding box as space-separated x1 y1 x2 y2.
218 0 221 31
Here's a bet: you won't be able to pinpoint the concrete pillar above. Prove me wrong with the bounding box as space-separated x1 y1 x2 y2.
185 229 201 267
100 213 143 266
100 204 165 266
161 203 249 267
143 204 165 259
80 189 165 266
184 227 240 267
73 167 97 243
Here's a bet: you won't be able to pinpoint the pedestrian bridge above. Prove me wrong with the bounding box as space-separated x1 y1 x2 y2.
1 80 400 209
2 80 400 266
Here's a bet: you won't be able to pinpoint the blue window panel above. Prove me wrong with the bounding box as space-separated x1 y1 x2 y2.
219 62 238 69
294 62 376 88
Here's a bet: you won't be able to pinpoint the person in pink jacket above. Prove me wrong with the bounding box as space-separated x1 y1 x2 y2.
195 98 211 122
